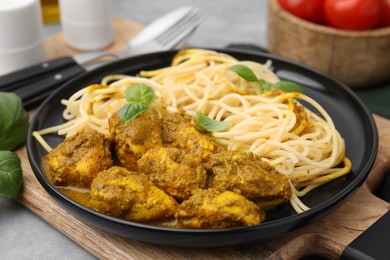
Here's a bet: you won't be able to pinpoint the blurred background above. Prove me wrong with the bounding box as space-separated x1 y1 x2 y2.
42 0 269 50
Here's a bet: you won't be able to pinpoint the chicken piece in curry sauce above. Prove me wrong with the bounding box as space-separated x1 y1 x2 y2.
43 129 113 188
90 166 178 222
161 112 225 162
109 109 163 171
137 147 207 201
176 188 265 229
43 108 292 228
206 150 291 207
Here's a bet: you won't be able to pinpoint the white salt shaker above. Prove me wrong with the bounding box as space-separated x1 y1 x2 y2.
59 0 113 51
0 0 45 75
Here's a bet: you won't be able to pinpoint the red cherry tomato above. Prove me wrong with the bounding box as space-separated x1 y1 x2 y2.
324 0 383 30
379 0 390 27
278 0 326 24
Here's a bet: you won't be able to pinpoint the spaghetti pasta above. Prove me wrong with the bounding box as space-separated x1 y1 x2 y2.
33 49 351 213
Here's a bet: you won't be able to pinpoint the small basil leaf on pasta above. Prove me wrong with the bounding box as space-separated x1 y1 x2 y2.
117 103 147 123
228 64 303 94
124 84 155 105
258 79 272 91
274 81 303 93
229 65 272 93
119 85 156 123
228 64 258 82
195 111 231 132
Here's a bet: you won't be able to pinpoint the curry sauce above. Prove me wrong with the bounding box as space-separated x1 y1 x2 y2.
42 108 292 229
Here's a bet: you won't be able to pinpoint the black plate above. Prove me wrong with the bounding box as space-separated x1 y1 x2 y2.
27 49 378 247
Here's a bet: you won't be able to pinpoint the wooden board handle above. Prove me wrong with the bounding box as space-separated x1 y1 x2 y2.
267 187 390 259
364 115 390 193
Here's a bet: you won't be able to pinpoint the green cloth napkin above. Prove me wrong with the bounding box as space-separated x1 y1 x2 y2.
227 44 390 119
227 43 390 202
355 86 390 119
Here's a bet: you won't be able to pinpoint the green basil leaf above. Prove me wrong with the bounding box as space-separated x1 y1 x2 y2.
195 111 231 132
258 79 272 92
0 150 23 198
125 84 155 106
274 81 304 93
117 103 147 123
228 64 258 82
0 92 29 150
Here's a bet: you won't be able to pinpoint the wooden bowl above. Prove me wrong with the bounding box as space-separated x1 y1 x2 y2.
267 0 390 88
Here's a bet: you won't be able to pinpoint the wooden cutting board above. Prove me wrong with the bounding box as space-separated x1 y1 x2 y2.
16 17 390 259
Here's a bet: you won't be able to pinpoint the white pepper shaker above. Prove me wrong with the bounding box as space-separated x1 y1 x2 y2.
0 0 45 75
59 0 113 51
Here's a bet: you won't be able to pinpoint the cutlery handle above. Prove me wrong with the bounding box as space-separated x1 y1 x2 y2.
14 64 85 108
0 57 78 92
341 211 390 260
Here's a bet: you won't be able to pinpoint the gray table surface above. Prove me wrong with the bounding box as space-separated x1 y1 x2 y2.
1 0 268 259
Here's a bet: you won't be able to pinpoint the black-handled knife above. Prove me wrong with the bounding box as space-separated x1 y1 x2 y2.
13 64 85 108
0 57 80 92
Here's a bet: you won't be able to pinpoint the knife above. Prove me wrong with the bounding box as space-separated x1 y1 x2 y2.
0 6 204 107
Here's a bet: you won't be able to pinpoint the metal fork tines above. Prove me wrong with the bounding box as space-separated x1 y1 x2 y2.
153 7 204 49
